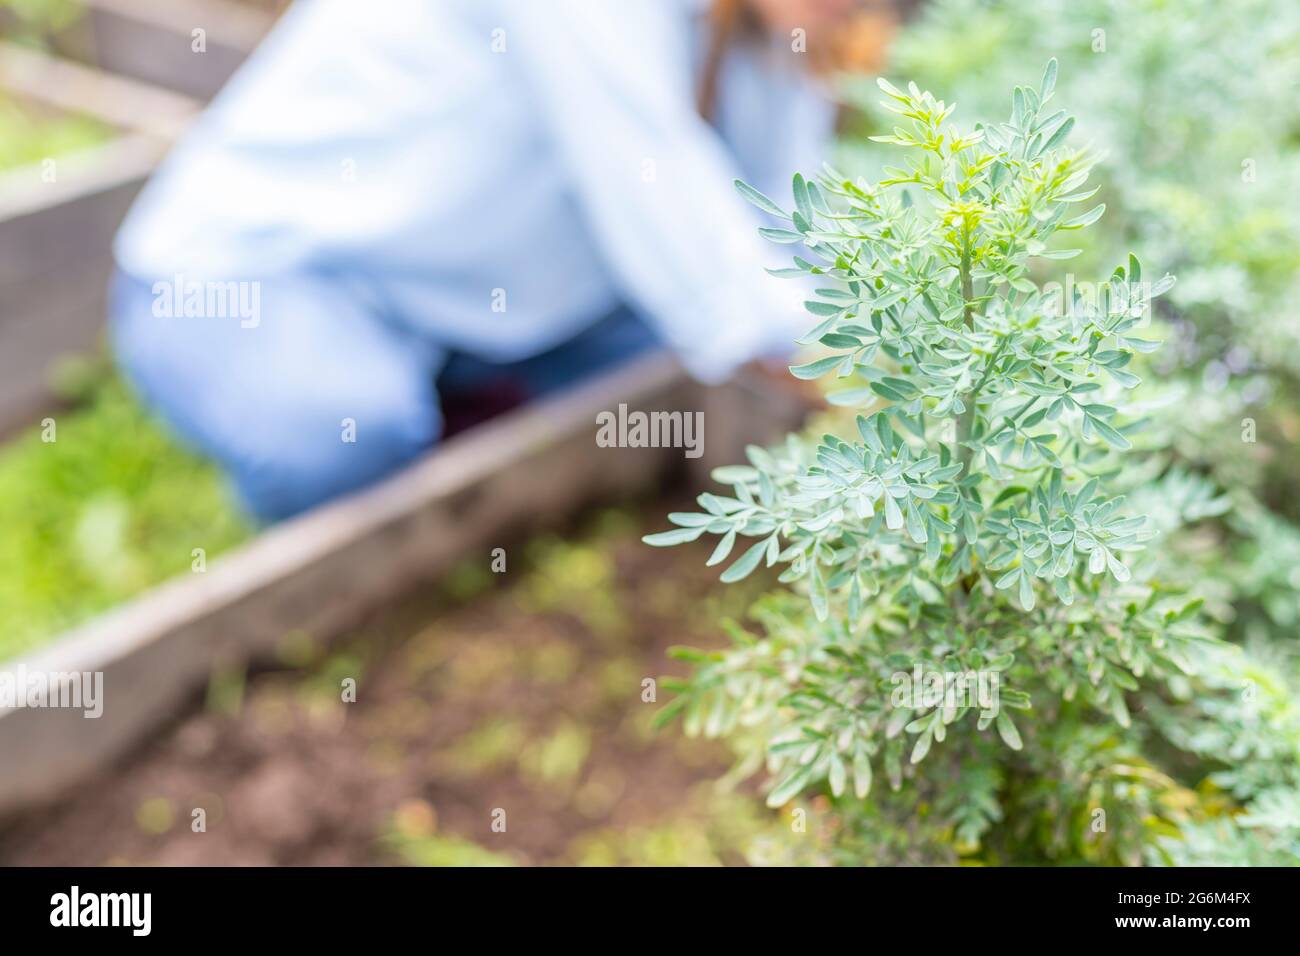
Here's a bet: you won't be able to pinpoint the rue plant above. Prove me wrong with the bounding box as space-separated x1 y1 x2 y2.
644 62 1225 863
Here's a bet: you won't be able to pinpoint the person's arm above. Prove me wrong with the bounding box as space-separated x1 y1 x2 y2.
503 0 824 383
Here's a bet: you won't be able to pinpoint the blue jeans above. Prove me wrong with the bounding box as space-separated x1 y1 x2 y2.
109 269 657 522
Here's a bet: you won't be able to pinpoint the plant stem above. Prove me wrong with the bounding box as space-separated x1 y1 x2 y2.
956 231 977 470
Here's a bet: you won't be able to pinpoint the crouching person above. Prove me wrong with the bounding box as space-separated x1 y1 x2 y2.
110 0 882 520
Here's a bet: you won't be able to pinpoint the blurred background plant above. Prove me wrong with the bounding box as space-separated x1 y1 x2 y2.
0 0 111 173
0 94 108 173
0 366 248 660
0 0 82 35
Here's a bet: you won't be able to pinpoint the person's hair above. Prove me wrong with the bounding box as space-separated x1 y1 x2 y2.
697 0 898 121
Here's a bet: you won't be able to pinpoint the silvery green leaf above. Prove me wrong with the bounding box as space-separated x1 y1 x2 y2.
642 528 704 547
734 179 786 217
720 539 767 583
705 530 736 567
996 711 1024 751
758 227 804 243
1018 572 1036 611
1061 204 1105 229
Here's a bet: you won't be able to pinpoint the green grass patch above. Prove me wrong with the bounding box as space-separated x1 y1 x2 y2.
0 94 112 174
0 374 249 660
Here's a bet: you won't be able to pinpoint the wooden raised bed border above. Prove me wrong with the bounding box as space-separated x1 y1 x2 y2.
0 42 198 436
31 0 281 102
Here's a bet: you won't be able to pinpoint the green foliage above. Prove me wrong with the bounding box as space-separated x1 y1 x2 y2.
653 65 1176 616
0 4 112 173
0 0 82 32
0 4 106 169
819 0 1300 867
865 0 1300 341
644 64 1296 865
382 830 516 867
0 94 110 174
0 375 249 659
846 0 1300 521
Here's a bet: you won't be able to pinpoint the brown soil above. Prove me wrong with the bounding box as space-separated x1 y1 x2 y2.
0 503 773 866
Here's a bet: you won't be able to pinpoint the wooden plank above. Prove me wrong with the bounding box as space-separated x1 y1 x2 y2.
0 136 164 436
46 0 278 101
82 0 278 49
0 134 161 274
0 40 198 140
0 353 805 817
0 256 115 435
0 46 197 435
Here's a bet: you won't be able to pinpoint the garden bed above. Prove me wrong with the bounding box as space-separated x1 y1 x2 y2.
0 41 197 435
0 353 806 817
0 505 772 865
